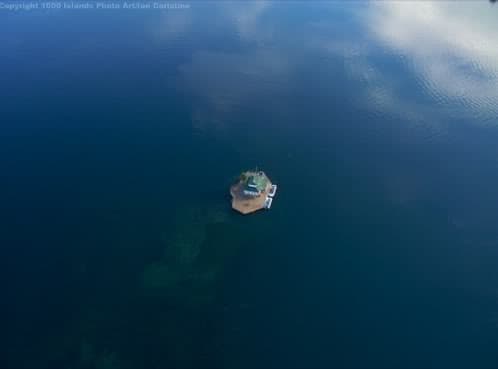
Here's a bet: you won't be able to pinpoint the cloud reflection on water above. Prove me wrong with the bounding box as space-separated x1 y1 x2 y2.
176 2 294 136
223 1 271 43
173 1 498 136
368 1 498 120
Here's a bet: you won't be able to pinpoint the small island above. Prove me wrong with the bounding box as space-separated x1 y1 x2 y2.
230 170 277 215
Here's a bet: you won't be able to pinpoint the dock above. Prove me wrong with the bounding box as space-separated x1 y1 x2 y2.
230 170 276 215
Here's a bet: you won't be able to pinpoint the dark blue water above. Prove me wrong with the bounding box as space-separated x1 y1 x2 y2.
2 2 498 368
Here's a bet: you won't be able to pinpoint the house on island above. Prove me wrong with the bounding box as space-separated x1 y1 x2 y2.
243 171 268 197
230 170 277 214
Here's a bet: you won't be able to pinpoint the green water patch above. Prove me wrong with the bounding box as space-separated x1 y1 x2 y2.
141 202 238 308
76 340 126 369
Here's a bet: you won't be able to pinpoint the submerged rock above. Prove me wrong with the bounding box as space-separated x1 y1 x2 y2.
141 203 234 307
77 341 124 369
142 263 180 290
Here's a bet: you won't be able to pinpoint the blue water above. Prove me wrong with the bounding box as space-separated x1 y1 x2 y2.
2 2 498 368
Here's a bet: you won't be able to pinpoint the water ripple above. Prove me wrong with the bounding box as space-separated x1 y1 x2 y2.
368 2 498 123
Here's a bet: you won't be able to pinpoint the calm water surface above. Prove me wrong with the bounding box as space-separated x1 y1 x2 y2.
2 2 498 368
